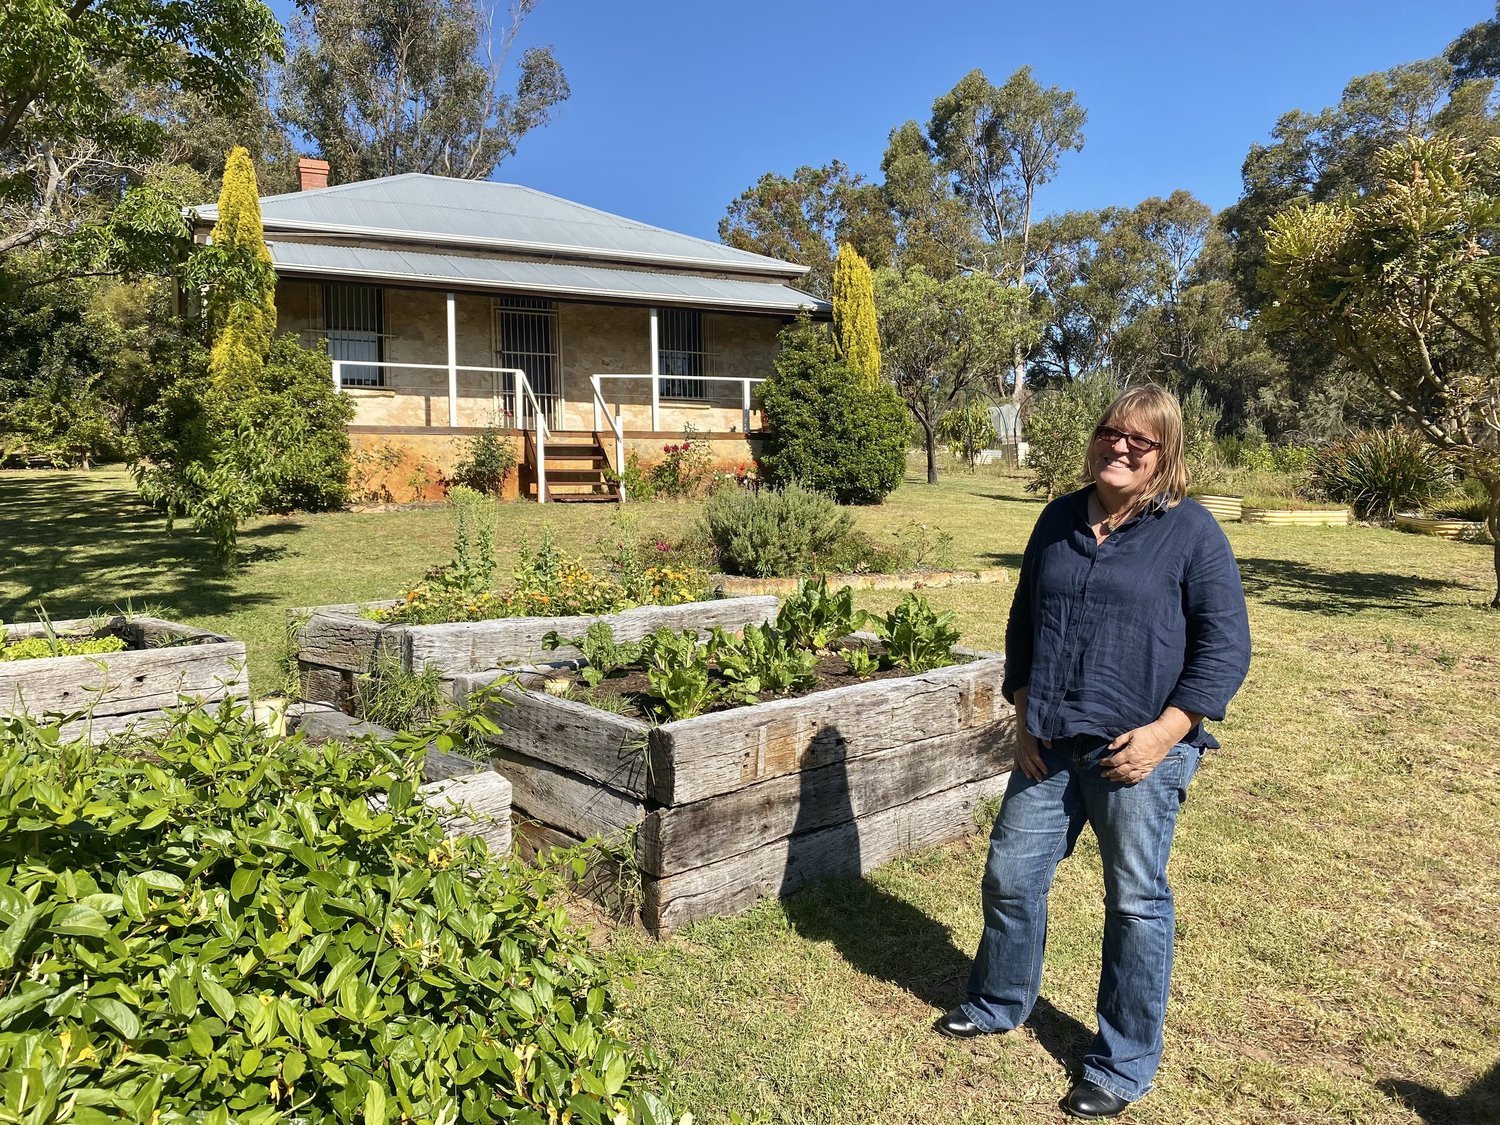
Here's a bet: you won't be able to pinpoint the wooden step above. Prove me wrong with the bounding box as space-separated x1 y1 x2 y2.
544 469 613 484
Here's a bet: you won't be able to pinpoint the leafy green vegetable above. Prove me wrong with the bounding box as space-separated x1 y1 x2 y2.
874 595 961 673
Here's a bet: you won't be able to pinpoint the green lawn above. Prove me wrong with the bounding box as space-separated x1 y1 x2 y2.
2 466 1497 1124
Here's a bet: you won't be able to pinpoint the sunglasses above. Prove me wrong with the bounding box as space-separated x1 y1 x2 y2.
1093 425 1162 454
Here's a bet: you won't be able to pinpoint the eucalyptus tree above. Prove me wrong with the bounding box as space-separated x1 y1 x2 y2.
0 0 281 268
874 266 1036 483
281 0 569 183
1262 137 1500 604
719 161 894 298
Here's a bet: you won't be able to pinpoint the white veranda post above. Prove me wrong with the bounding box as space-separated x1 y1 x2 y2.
446 291 458 428
649 307 660 433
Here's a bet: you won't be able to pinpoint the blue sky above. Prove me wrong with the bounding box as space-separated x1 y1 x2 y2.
274 0 1495 240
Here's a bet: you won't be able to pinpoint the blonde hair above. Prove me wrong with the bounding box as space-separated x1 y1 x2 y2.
1084 384 1190 507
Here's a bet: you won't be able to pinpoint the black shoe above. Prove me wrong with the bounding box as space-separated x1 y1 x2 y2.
933 1008 992 1039
1061 1080 1131 1119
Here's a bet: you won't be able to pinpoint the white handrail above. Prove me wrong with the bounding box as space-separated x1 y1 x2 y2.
592 372 766 434
333 360 551 503
498 366 549 504
589 375 627 502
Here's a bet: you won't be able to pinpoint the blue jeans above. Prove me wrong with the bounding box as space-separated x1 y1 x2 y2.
961 737 1202 1102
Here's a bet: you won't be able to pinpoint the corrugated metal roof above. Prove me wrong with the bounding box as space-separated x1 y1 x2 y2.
266 240 831 316
194 174 805 278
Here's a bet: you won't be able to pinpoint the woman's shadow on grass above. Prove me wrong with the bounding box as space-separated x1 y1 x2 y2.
1381 1061 1500 1124
777 721 1091 1069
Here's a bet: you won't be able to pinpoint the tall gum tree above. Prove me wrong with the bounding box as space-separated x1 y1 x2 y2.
875 266 1036 484
1263 136 1500 605
281 0 569 183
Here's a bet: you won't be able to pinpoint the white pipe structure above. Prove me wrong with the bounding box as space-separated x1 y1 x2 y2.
445 291 459 428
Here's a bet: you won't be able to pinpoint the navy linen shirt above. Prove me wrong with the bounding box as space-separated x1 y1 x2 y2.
1002 486 1252 749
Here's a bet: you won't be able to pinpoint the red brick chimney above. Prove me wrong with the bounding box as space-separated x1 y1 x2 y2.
298 158 330 191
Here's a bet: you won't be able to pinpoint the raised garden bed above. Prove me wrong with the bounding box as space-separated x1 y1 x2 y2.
1193 494 1244 522
1242 504 1351 527
449 591 1016 936
292 596 779 712
1394 513 1493 542
0 615 247 742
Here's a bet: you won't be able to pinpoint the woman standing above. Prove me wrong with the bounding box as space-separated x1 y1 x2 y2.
934 385 1251 1119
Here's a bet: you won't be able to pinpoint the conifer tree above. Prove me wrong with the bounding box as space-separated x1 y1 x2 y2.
833 243 881 388
205 146 277 386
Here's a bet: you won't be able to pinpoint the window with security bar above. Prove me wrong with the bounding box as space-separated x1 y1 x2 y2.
495 296 561 427
658 308 711 400
323 284 383 386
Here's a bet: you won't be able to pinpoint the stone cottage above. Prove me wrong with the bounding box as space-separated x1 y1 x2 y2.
189 160 829 501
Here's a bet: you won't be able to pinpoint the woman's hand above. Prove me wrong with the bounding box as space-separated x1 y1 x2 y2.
1015 727 1052 781
1100 721 1177 784
1011 690 1051 781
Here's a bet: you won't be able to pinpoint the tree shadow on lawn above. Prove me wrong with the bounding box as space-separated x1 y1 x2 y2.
1380 1060 1500 1124
782 877 1093 1069
1235 556 1470 615
0 472 295 621
775 723 1091 1070
979 550 1025 572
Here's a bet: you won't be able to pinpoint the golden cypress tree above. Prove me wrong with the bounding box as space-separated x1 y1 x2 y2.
207 146 277 387
833 243 880 389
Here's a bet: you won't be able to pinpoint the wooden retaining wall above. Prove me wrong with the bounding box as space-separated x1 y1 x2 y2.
0 616 248 743
1241 506 1351 527
292 595 779 713
452 652 1016 936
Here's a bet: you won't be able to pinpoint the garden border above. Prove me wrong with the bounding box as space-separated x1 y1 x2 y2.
714 567 1008 597
291 595 780 713
0 615 248 743
451 642 1015 936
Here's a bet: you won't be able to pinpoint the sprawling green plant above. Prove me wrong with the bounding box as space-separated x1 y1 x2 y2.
701 482 855 578
1311 428 1454 523
0 703 673 1123
543 622 646 689
0 628 126 662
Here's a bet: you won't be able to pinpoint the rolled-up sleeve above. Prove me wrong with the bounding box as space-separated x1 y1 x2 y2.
1166 525 1251 721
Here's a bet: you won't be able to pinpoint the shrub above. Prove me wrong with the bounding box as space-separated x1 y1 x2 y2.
451 426 518 496
1022 372 1122 499
1310 428 1453 523
935 401 999 471
1179 384 1224 489
133 334 353 567
648 426 713 498
702 481 855 577
759 321 907 505
0 703 671 1123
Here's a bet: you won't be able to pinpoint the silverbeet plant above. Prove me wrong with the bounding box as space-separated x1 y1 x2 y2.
0 702 675 1125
